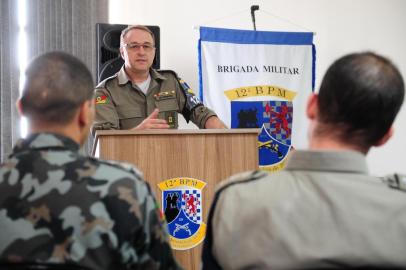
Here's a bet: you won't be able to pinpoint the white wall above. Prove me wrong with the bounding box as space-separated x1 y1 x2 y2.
109 0 406 176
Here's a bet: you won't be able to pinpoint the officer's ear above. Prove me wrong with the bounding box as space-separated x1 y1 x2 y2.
306 93 318 120
120 46 125 59
78 100 94 128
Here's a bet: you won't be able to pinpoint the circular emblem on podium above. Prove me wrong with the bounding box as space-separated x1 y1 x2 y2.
157 177 206 250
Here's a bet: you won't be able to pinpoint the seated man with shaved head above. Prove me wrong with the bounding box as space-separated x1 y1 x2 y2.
0 52 182 270
202 52 406 269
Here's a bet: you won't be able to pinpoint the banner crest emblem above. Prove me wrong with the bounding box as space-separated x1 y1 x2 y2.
230 100 293 171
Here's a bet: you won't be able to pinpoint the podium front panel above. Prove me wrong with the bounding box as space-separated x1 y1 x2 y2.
95 129 259 269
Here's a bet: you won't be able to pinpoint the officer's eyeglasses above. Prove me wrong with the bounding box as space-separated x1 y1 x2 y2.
123 43 155 52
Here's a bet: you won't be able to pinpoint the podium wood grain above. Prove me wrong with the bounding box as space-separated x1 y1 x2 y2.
94 129 259 269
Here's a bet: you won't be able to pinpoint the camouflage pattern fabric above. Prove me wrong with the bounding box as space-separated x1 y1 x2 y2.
0 133 182 270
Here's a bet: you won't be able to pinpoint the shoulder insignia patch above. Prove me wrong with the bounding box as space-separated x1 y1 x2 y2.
177 78 203 111
95 95 108 104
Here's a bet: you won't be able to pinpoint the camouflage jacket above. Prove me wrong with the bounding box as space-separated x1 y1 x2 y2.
0 133 182 270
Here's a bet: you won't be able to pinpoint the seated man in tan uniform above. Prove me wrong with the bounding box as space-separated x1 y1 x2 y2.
202 52 406 269
93 25 226 133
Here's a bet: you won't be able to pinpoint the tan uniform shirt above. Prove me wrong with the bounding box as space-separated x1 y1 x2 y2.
92 67 216 134
203 150 406 269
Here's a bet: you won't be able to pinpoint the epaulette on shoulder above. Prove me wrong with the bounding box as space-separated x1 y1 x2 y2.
88 156 144 180
381 173 406 192
156 69 179 79
216 170 268 193
96 73 118 89
209 170 268 217
157 70 203 112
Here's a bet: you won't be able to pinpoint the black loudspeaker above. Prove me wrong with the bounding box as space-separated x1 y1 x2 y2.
96 23 160 83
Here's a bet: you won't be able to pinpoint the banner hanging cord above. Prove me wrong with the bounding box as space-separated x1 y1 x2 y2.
194 7 315 35
193 8 249 29
259 9 315 34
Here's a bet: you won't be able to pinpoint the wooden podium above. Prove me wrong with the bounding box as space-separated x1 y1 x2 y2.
93 129 259 269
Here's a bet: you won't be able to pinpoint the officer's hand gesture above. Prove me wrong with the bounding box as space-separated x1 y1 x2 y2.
132 108 170 130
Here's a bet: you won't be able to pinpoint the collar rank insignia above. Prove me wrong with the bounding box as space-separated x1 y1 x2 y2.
158 177 206 250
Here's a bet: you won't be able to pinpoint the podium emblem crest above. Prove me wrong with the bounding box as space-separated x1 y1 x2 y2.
158 177 207 250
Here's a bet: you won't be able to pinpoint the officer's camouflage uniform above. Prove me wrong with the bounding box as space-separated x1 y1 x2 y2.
92 67 217 134
0 133 182 270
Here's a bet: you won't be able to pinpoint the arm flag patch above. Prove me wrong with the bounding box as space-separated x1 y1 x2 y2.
178 78 203 111
95 95 108 104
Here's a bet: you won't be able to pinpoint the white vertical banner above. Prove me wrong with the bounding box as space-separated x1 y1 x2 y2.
198 27 315 171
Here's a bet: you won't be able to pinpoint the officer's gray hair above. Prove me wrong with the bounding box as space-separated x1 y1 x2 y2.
120 25 155 47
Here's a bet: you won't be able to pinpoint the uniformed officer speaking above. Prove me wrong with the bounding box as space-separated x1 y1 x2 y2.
92 25 226 134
